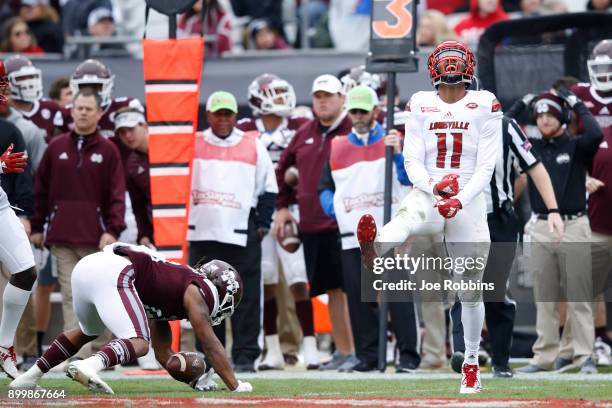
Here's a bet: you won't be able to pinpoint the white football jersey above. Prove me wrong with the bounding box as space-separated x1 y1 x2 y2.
0 185 8 211
403 90 503 206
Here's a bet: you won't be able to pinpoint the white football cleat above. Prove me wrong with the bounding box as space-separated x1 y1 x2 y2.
66 360 114 394
302 336 320 370
460 363 481 394
0 346 20 379
258 335 285 371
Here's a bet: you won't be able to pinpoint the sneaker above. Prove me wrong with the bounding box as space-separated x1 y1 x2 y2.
337 354 359 372
450 351 464 374
553 357 574 372
594 337 612 366
492 365 513 378
0 346 20 379
396 361 418 373
320 352 350 371
66 360 114 394
459 363 481 394
352 360 377 372
516 364 547 373
357 214 377 271
579 357 597 374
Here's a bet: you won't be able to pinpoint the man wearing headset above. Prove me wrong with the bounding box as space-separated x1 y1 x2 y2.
512 89 603 374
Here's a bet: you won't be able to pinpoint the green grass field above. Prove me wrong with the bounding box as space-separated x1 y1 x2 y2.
2 372 612 407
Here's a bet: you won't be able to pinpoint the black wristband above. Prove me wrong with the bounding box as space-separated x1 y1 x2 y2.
548 209 560 214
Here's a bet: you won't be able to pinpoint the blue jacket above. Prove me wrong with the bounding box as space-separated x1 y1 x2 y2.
318 123 410 219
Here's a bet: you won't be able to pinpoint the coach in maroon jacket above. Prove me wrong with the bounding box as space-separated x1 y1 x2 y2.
30 88 126 333
114 107 153 247
274 74 356 370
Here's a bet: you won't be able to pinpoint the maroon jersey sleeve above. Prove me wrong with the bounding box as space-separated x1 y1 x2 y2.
128 250 217 321
236 118 257 131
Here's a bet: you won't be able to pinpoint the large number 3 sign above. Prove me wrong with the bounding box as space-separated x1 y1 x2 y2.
372 0 414 39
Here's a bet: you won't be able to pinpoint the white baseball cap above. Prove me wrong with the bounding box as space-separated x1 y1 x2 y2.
115 110 146 130
312 74 343 95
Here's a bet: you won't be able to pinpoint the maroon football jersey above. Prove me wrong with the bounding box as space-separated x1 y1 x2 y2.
573 83 612 235
127 249 217 321
18 99 67 142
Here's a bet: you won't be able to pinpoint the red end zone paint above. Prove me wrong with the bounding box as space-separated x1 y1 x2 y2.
1 396 610 408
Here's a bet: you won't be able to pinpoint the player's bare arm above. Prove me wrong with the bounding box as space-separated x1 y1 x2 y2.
183 284 240 391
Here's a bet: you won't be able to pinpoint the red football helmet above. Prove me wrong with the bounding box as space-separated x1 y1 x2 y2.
427 41 475 89
0 61 9 107
195 259 242 326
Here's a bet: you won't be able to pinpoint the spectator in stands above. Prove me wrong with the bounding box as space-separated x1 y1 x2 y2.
541 0 568 14
417 9 458 47
18 0 63 54
587 0 611 11
518 0 543 16
87 7 114 37
62 0 113 36
297 0 329 37
30 89 126 338
0 17 44 54
178 0 232 58
328 0 370 51
48 77 72 109
454 0 509 49
247 19 289 50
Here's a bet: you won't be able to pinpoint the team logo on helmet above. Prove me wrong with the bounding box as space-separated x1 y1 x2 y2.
194 259 242 326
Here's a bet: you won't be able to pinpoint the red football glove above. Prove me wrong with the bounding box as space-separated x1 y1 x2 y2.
0 144 27 174
434 174 460 198
434 198 462 219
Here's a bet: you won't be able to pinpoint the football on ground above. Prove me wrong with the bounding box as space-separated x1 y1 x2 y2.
165 352 206 383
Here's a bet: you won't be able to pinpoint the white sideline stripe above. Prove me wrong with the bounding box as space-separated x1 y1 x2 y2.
153 208 187 217
145 84 198 93
150 167 190 176
148 126 193 135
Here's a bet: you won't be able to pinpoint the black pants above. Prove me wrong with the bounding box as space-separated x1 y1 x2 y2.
189 229 262 366
341 248 420 366
451 211 519 367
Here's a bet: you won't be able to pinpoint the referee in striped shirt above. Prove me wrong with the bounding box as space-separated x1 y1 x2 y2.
450 116 564 378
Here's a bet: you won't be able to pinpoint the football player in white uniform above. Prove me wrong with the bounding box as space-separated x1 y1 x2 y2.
0 61 37 379
237 74 319 370
358 41 502 393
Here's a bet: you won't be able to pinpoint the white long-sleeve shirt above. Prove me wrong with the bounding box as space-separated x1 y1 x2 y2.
403 90 503 206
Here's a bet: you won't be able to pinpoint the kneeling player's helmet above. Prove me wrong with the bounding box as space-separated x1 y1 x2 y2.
588 39 612 92
248 73 296 117
4 55 43 103
196 259 242 326
70 59 114 106
427 41 475 89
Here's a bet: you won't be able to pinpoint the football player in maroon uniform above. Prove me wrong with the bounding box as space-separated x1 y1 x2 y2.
572 39 612 348
10 244 252 393
4 55 66 142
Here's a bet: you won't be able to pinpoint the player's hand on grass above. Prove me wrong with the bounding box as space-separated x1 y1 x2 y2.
233 380 253 392
434 174 460 198
434 197 462 219
30 232 44 248
547 212 564 241
191 368 218 392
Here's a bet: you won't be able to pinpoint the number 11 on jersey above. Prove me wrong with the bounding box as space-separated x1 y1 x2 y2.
436 132 463 168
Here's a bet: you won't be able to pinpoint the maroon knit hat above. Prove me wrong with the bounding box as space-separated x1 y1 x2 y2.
533 93 565 123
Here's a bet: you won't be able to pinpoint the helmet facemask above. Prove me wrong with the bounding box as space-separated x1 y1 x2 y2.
428 42 475 89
